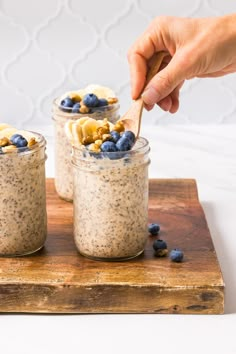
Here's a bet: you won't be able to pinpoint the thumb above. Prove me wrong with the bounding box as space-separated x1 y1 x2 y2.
142 54 187 106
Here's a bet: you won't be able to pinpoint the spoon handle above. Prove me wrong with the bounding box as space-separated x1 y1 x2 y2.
119 51 167 138
145 51 167 88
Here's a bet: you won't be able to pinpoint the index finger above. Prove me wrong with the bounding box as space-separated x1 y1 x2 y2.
127 29 166 99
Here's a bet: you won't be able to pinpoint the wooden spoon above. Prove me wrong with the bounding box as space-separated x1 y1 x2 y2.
119 51 167 138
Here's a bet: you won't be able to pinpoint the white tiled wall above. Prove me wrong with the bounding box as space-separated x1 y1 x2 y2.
0 0 236 137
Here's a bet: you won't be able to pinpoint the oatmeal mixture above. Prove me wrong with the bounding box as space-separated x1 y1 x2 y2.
0 125 47 256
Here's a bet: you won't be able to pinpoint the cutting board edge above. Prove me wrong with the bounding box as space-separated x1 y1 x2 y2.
0 283 224 314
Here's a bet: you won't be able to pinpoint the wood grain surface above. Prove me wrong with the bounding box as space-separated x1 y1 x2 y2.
0 178 224 314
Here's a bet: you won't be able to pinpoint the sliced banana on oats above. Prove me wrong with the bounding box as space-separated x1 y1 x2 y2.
72 122 83 145
65 119 85 145
82 84 116 99
65 117 114 147
76 116 90 127
0 123 11 131
82 118 101 138
0 127 17 139
97 119 114 131
2 145 17 153
65 120 74 142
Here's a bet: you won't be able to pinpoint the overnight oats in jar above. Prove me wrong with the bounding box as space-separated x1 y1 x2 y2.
0 124 47 256
65 118 150 261
52 84 120 201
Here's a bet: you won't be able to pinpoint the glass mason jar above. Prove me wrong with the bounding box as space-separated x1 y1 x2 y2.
72 137 150 261
52 99 120 201
0 132 47 256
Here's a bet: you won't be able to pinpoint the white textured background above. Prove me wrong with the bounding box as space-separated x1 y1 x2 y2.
0 0 236 137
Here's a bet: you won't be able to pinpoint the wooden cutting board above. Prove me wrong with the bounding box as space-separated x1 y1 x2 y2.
0 178 224 314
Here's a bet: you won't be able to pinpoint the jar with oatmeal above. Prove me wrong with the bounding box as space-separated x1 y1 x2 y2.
0 126 47 256
71 137 150 261
52 85 120 201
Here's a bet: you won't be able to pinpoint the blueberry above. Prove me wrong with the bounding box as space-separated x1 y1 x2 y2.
148 223 160 236
72 102 81 113
101 141 118 153
110 130 120 143
15 137 28 148
170 249 184 262
60 97 74 108
121 130 135 144
10 134 28 147
153 239 168 257
153 239 167 251
83 93 99 107
10 134 22 145
97 98 108 107
116 137 132 151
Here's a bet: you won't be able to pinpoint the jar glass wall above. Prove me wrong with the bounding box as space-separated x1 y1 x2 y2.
72 137 150 261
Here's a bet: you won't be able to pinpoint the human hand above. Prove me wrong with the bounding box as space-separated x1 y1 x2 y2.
127 14 236 113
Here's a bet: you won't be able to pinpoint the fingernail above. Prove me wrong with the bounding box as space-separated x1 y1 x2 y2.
142 86 160 105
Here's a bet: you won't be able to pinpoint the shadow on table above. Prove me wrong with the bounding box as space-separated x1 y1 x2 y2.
202 201 236 315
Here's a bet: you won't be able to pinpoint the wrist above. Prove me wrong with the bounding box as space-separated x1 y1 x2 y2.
220 14 236 44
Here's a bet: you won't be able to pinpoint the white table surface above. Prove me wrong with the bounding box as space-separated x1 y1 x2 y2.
1 125 236 354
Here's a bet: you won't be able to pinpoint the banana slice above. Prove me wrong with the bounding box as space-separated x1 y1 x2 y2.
72 122 83 146
0 127 17 139
65 120 84 146
83 84 116 99
65 120 74 142
82 118 100 138
76 116 90 127
0 123 11 131
65 117 115 147
97 119 114 131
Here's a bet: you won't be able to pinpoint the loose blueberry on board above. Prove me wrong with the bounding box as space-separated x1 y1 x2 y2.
121 130 135 144
148 223 160 236
83 93 99 107
72 103 81 113
153 239 167 251
116 136 133 151
153 239 168 257
170 249 184 262
10 134 22 145
60 97 74 108
101 141 118 152
97 98 108 107
110 130 120 143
